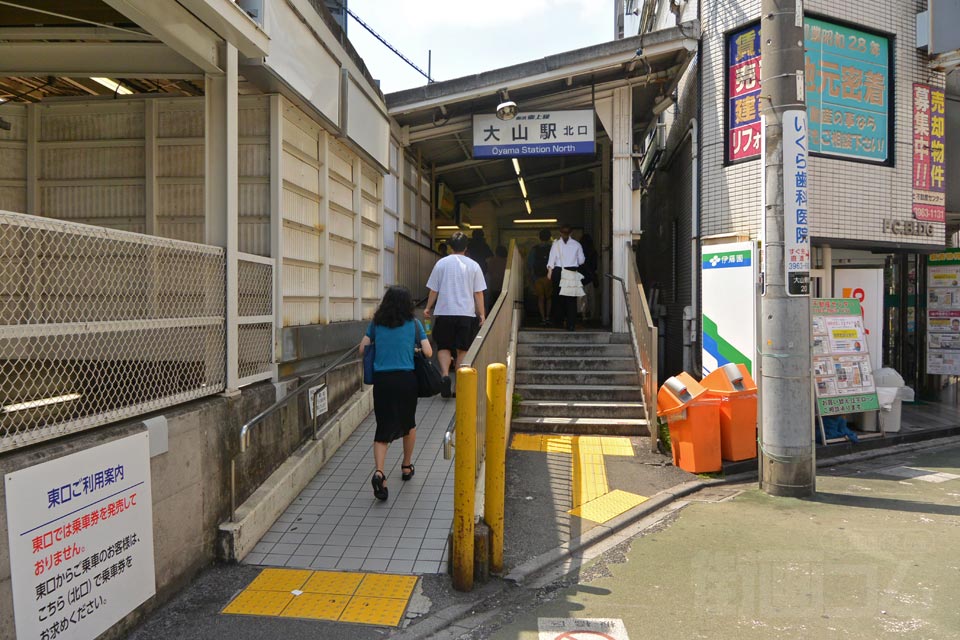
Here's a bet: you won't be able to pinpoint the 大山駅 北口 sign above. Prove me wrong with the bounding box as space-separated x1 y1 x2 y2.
472 110 595 158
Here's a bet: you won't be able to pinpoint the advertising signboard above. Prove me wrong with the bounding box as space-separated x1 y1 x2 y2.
812 298 879 415
472 110 595 158
727 18 889 164
5 433 155 640
702 242 756 376
783 109 810 296
834 269 884 372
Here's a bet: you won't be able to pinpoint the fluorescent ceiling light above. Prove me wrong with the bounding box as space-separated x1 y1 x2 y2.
524 199 533 215
91 77 132 95
518 177 528 199
468 224 483 229
3 393 82 413
436 225 459 230
512 158 521 175
514 218 557 224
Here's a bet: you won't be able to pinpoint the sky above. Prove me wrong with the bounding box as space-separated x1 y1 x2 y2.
344 1 630 95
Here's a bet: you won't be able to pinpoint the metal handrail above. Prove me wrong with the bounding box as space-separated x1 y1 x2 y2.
606 272 658 452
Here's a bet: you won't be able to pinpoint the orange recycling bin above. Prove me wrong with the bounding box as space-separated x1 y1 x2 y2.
702 363 758 462
656 372 721 473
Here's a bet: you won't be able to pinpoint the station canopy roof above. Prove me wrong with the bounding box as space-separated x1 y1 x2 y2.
386 21 699 223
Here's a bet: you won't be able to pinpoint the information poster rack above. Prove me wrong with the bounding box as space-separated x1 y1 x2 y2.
812 299 880 444
926 250 960 375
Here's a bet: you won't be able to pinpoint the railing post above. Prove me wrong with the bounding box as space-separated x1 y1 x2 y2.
484 363 507 575
453 366 477 592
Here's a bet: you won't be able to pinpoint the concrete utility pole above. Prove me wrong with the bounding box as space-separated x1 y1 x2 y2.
759 0 815 496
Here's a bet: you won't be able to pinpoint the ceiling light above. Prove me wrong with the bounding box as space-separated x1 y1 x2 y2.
513 218 557 224
518 177 528 199
91 77 132 95
468 225 483 229
436 225 460 230
511 158 521 175
524 199 533 215
496 100 518 120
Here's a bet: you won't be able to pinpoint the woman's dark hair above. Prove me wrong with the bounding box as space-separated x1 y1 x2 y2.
449 231 469 252
373 286 414 328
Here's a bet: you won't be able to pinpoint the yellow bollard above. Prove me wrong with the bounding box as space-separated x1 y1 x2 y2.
484 363 507 575
452 366 477 592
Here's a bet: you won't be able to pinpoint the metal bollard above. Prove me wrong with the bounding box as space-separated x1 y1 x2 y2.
484 363 507 575
452 366 477 592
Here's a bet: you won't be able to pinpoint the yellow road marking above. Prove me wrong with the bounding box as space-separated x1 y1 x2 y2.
511 434 644 523
222 569 418 627
569 489 649 523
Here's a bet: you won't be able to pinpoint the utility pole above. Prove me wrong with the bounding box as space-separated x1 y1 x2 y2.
759 0 815 496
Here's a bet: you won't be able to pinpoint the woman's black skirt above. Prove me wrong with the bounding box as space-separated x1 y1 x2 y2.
372 369 418 443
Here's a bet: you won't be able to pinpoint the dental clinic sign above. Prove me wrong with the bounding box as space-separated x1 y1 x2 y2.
472 110 595 158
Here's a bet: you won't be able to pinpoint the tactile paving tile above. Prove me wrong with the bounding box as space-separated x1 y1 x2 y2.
355 573 418 599
569 489 649 524
510 433 544 451
245 568 311 592
543 435 573 454
600 437 636 457
278 593 351 621
338 595 409 627
222 590 294 616
302 570 364 595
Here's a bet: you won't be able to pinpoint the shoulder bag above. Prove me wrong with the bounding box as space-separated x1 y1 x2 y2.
362 324 375 385
413 322 442 397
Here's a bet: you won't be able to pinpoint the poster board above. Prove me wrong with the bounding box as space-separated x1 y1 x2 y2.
812 298 879 415
834 268 884 372
701 241 756 376
927 249 960 375
5 433 155 640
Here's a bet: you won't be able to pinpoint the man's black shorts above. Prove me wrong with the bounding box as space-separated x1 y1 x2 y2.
433 315 478 352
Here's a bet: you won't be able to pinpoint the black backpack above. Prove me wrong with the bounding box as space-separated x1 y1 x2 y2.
532 243 550 277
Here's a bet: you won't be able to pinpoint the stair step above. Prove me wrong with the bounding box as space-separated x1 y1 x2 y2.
514 384 643 401
516 356 635 371
511 416 650 436
518 331 614 344
518 400 646 418
517 343 634 357
516 370 639 386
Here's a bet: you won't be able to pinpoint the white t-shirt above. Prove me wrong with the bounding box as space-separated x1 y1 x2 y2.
426 254 487 317
547 237 585 269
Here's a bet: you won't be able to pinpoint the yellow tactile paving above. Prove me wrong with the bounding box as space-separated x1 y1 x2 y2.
302 570 364 595
339 595 409 627
222 569 418 627
569 489 649 523
245 568 311 592
278 593 351 621
222 589 295 616
355 573 418 599
572 445 608 507
510 433 545 451
543 435 573 454
600 437 635 457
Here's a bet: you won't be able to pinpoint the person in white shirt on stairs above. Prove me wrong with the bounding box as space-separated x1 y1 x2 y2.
546 224 585 331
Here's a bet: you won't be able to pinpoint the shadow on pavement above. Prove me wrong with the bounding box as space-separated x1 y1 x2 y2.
811 491 960 516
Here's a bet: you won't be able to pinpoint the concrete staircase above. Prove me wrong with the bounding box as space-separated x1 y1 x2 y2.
512 330 650 436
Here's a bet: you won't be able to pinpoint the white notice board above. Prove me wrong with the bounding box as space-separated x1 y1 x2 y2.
5 433 156 640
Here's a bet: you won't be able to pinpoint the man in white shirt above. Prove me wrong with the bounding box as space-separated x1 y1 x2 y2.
546 224 585 331
424 232 487 397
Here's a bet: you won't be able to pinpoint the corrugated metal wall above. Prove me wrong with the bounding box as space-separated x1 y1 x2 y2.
278 97 382 327
0 103 26 213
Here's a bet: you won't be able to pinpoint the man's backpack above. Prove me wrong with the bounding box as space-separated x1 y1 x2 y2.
532 243 550 277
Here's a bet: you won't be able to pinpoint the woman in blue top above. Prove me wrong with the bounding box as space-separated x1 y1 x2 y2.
358 286 432 501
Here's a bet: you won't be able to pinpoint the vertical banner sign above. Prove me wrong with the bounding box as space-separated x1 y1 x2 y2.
5 433 156 640
804 18 889 162
702 242 756 376
926 250 960 375
812 299 879 415
726 24 762 162
912 84 946 223
834 269 884 372
783 110 810 296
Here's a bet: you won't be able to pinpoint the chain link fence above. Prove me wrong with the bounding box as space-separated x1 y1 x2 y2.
237 253 274 385
0 211 227 451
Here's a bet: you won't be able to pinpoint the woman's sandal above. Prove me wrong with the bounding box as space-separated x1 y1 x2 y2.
371 469 388 501
401 463 415 481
